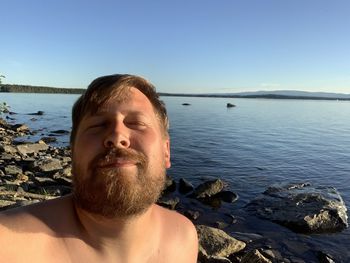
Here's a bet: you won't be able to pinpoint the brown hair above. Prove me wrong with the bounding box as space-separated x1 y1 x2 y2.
70 74 169 144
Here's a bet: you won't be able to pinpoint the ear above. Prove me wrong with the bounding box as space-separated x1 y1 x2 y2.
164 139 171 168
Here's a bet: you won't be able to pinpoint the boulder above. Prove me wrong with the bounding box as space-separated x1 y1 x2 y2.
193 179 224 199
163 175 176 193
196 225 246 259
40 137 57 143
246 182 348 233
182 103 191 106
226 103 236 108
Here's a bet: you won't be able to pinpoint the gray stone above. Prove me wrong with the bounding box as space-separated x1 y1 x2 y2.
196 225 246 258
4 165 22 175
241 249 272 263
37 159 63 172
16 143 48 155
193 179 224 199
0 145 17 154
246 182 348 233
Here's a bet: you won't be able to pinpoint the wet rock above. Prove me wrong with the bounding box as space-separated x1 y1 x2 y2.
196 225 246 259
28 111 44 116
50 129 69 134
163 175 176 193
157 196 179 210
184 210 200 220
226 103 236 108
215 221 229 229
16 143 48 155
246 182 348 233
213 191 238 203
179 178 194 194
193 179 224 199
40 137 57 143
241 249 272 263
317 251 336 263
11 124 29 132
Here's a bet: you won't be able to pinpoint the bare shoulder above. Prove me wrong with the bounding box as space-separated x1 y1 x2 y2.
155 205 198 262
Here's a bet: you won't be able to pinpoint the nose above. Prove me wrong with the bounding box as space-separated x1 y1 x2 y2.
103 122 130 149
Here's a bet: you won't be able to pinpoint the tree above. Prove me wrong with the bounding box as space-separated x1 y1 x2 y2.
0 74 5 84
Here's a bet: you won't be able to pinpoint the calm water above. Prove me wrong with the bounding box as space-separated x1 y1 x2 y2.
1 93 350 261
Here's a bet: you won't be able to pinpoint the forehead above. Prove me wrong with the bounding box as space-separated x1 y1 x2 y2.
95 87 156 115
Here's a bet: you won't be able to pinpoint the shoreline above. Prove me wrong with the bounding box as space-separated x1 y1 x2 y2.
0 117 348 262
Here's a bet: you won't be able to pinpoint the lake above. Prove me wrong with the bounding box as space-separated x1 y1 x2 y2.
1 93 350 262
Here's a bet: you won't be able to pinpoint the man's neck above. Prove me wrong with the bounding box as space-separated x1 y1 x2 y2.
73 201 159 260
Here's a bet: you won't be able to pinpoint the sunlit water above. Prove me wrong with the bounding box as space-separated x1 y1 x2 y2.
1 93 350 261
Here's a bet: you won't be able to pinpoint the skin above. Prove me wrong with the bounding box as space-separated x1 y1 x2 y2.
0 88 198 262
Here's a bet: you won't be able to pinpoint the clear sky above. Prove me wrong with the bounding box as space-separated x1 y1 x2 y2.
1 0 350 94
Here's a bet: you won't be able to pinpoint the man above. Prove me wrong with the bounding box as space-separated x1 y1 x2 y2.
0 74 198 262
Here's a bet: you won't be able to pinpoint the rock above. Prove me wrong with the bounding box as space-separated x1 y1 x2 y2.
179 178 194 194
213 191 238 203
40 137 57 143
215 221 229 229
37 159 63 172
4 165 22 175
50 129 69 134
241 249 272 263
196 225 246 258
182 103 191 106
317 251 336 263
163 175 176 193
33 177 58 186
157 196 179 210
16 143 49 155
28 111 44 115
0 145 17 154
11 124 29 132
226 103 236 108
193 179 224 199
184 210 200 220
246 182 348 233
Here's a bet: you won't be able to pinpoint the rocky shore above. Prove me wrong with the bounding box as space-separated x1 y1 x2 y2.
0 117 348 263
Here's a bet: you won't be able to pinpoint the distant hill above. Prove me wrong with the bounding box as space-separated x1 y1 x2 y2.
159 90 350 100
231 90 350 99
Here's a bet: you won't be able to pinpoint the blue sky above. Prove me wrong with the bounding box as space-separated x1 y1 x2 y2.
1 0 350 94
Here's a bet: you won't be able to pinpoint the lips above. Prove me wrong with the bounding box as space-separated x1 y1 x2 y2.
97 157 137 168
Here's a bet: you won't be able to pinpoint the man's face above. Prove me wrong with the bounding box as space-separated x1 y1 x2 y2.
72 87 171 218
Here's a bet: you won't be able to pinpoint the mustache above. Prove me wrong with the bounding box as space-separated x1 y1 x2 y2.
91 147 147 169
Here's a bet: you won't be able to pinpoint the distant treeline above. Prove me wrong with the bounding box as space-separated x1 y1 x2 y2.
0 84 85 94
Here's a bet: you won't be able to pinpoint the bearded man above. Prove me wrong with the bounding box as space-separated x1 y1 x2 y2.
0 74 198 262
